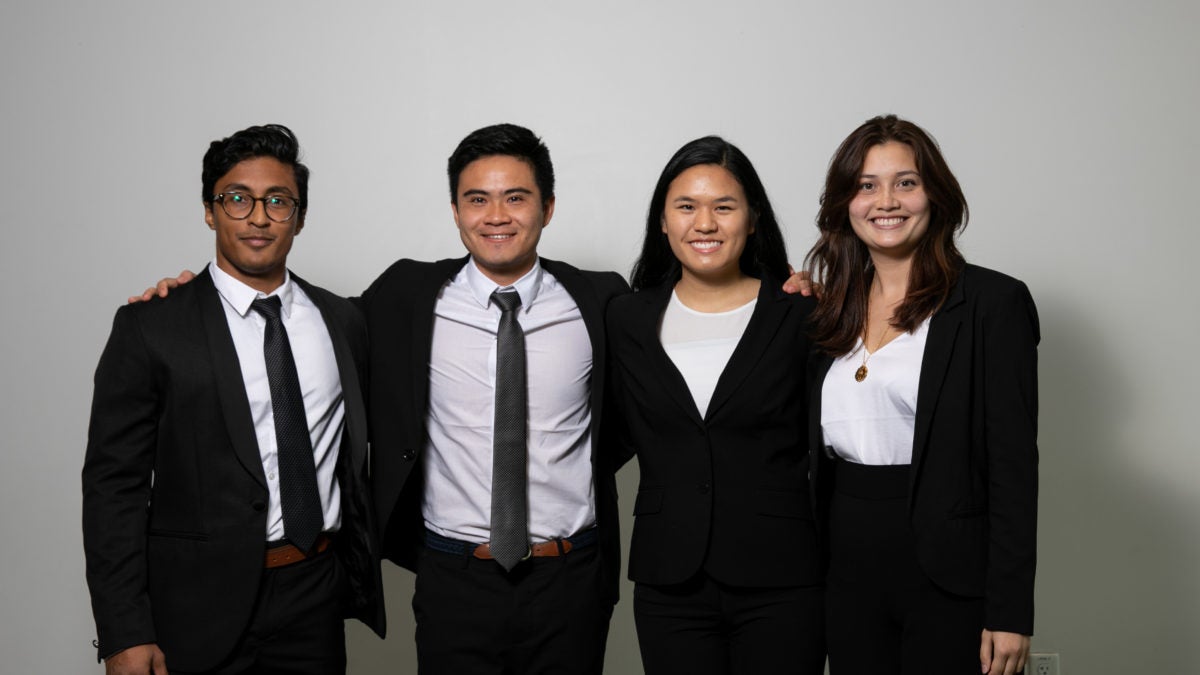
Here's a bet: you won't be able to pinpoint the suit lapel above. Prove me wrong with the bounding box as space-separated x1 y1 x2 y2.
294 273 367 474
541 259 609 429
910 276 966 493
637 284 705 426
196 269 268 489
705 279 791 421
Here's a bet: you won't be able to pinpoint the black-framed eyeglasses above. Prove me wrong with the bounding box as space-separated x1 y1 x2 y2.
211 192 302 222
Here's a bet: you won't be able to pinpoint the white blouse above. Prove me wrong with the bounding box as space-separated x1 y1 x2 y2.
821 317 930 465
660 290 757 417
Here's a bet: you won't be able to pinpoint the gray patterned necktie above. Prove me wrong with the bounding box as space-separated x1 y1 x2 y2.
251 296 323 552
489 289 529 570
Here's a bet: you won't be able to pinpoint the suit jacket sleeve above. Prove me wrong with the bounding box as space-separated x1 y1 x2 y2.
982 280 1040 633
81 305 160 659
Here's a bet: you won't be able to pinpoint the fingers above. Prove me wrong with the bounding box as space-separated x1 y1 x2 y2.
979 629 994 673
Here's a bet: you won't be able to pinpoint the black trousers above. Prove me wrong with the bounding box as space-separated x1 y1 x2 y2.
412 542 613 675
825 460 985 675
634 573 825 675
176 548 348 675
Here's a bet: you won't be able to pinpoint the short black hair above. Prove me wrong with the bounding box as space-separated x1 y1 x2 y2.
631 136 789 291
446 123 554 204
202 124 309 209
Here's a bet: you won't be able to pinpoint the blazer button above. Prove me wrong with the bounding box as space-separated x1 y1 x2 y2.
252 501 266 512
402 449 417 461
698 483 711 494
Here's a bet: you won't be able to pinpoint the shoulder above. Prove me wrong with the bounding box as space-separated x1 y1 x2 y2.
541 258 630 300
374 256 466 285
958 264 1035 307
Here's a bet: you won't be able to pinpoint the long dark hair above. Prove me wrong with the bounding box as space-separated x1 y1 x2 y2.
804 115 968 356
631 136 788 291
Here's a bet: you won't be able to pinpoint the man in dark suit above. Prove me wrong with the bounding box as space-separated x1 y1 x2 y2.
358 124 629 674
83 124 384 675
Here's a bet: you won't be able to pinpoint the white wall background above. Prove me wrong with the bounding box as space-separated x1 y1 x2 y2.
2 1 1196 672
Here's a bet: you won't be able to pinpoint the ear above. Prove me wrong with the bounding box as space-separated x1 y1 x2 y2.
661 213 668 234
540 196 555 228
294 209 306 235
204 202 216 230
450 200 461 228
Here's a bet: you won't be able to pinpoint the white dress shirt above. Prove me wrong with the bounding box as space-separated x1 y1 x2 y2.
821 317 930 465
210 262 343 541
422 259 596 544
660 290 756 417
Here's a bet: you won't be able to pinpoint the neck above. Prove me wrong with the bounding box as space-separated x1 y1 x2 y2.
869 255 911 303
674 270 759 312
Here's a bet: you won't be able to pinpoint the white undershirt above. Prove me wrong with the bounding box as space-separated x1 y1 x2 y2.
210 261 344 541
821 317 930 466
660 290 757 417
422 259 596 544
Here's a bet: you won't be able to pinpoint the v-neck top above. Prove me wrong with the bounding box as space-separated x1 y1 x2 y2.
821 316 931 465
660 290 757 417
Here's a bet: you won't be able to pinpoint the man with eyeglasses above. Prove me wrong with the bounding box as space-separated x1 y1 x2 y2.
83 124 384 674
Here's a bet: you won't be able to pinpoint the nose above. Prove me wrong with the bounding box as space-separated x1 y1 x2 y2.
484 200 511 225
247 198 271 227
876 185 900 210
693 209 717 232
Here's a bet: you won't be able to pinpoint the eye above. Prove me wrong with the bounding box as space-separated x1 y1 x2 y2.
508 195 524 203
228 192 248 203
470 196 486 205
266 196 285 206
898 178 919 189
858 182 875 192
677 203 694 211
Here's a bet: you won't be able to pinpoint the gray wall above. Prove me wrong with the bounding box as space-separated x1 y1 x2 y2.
2 1 1196 672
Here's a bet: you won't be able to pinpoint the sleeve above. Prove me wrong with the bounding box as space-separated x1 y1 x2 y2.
982 280 1040 634
602 298 639 471
81 306 160 659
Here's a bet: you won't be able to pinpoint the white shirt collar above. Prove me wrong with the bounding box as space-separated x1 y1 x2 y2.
209 260 295 319
464 257 543 312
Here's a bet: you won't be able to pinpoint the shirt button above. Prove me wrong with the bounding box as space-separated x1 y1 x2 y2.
268 472 276 481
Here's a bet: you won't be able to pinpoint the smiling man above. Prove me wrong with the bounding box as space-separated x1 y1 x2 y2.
359 124 630 674
83 124 384 675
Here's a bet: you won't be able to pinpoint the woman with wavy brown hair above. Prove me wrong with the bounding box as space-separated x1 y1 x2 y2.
805 115 1039 675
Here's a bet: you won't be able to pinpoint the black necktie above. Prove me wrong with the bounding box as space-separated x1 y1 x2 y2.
251 296 323 552
489 290 528 570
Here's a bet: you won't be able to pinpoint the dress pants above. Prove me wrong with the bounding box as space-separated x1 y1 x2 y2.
825 460 985 675
413 542 612 675
634 573 825 675
174 547 348 675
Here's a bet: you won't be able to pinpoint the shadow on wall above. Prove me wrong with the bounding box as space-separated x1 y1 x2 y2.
1034 290 1198 673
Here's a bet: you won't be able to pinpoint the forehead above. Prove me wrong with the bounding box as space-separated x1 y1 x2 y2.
861 142 917 173
668 164 744 197
457 155 538 193
216 156 298 192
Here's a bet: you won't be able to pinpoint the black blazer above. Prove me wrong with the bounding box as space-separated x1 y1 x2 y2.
357 256 630 603
82 268 385 671
606 278 821 587
809 264 1039 634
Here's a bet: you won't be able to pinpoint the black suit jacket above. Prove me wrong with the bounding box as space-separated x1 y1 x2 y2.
357 256 630 603
808 264 1039 634
82 268 385 671
606 278 822 587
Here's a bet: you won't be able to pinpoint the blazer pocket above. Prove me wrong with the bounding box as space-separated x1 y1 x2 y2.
756 489 813 520
147 528 209 541
632 488 664 516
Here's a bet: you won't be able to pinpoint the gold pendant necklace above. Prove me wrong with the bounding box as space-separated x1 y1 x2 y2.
856 321 891 383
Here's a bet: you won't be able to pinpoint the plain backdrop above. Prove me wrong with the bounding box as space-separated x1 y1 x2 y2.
2 1 1197 673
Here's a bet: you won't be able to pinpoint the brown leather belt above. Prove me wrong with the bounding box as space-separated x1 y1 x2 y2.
472 539 572 560
264 534 332 569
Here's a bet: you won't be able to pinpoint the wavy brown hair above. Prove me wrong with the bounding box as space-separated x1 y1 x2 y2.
804 115 968 357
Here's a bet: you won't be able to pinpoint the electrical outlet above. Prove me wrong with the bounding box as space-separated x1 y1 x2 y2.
1029 652 1059 675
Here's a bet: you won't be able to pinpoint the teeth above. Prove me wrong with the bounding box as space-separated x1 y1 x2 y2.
691 241 721 251
484 234 514 240
874 217 905 226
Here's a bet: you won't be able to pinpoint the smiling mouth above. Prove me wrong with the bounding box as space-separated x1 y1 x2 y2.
871 217 907 228
483 234 516 241
689 240 722 252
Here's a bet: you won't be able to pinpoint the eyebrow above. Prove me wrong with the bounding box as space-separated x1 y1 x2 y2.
859 170 920 180
462 187 535 198
672 195 741 203
219 183 297 196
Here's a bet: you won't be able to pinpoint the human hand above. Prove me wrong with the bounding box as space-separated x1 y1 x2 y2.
105 643 168 675
781 266 818 297
127 269 196 304
979 629 1029 674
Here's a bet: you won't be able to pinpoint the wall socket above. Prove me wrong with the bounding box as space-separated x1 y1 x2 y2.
1029 653 1060 675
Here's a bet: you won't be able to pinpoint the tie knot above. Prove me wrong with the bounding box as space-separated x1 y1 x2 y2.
251 295 283 320
491 290 522 313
